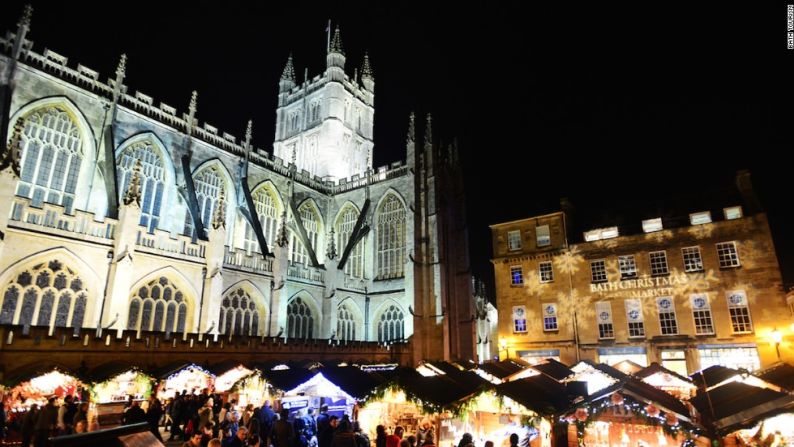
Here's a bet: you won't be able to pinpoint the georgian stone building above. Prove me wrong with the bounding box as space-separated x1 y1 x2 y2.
491 172 793 373
0 8 475 372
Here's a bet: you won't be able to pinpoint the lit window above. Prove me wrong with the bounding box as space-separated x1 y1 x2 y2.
184 165 225 240
117 139 166 233
727 290 753 333
624 299 645 338
337 303 357 342
542 303 558 331
716 242 740 268
690 211 712 225
657 296 678 336
376 194 406 278
649 251 669 276
336 205 365 278
510 266 523 286
724 206 743 220
220 288 260 337
690 293 714 335
244 185 280 254
538 261 554 283
512 306 527 333
619 255 637 280
507 230 522 251
682 247 704 272
660 350 688 377
377 305 404 342
536 225 550 247
590 260 607 283
128 276 188 334
584 226 619 242
287 297 314 339
642 218 663 233
698 344 760 371
596 302 614 339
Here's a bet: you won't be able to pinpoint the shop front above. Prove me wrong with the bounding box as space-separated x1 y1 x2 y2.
154 363 215 399
88 363 154 426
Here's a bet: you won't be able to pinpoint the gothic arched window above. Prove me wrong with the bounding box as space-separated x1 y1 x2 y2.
336 206 364 278
0 259 89 330
127 276 187 334
287 296 314 339
184 166 225 239
220 288 260 337
337 302 356 341
290 202 321 265
117 139 166 233
376 194 406 279
17 106 83 214
377 305 404 343
244 185 280 254
309 101 320 122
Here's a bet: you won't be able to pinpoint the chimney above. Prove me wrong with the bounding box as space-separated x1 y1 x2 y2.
560 197 575 243
735 169 762 214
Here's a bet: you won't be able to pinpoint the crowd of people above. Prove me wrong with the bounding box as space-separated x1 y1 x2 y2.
1 390 520 447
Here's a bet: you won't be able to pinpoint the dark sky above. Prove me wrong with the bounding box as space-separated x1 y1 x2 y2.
3 2 793 293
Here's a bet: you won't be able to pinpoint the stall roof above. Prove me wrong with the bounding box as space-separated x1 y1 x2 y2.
636 363 693 384
689 365 740 389
316 366 385 400
496 374 574 415
420 360 467 375
573 360 628 381
754 363 794 392
610 359 644 375
478 360 528 380
3 362 81 386
150 362 213 380
690 381 794 432
87 362 151 384
396 368 487 408
531 359 574 381
261 367 317 393
580 377 692 420
207 360 250 376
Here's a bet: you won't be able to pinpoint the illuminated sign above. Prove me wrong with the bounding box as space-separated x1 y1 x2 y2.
589 273 696 298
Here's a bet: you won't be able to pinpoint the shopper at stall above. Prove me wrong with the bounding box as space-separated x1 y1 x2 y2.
508 433 518 447
330 415 356 447
416 421 434 447
258 400 276 447
457 433 473 447
353 421 369 447
420 434 435 447
316 405 331 447
406 435 416 447
183 431 205 447
169 392 186 442
273 409 294 447
147 396 164 442
34 397 57 447
375 425 387 447
227 426 248 447
386 426 404 447
122 399 146 425
57 395 76 435
199 400 215 435
20 403 39 447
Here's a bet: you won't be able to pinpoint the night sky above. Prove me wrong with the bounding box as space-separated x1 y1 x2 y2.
3 3 792 296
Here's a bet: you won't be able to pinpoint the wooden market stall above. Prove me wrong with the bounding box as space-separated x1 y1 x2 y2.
153 362 214 399
635 363 698 400
88 362 155 426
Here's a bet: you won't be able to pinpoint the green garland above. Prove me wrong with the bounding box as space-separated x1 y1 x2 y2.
360 381 496 418
563 395 700 447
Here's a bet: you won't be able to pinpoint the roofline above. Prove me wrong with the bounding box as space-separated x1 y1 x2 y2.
489 211 565 229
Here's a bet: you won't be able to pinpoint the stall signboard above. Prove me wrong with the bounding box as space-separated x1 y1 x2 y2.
325 397 349 419
282 396 311 413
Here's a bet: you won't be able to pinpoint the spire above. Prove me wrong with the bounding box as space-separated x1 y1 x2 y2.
361 52 373 79
329 25 344 54
1 118 24 177
211 187 226 229
18 4 32 28
281 53 296 82
326 229 337 260
407 112 415 143
424 113 433 147
115 53 127 80
123 159 143 207
244 120 253 148
275 211 289 247
186 90 198 131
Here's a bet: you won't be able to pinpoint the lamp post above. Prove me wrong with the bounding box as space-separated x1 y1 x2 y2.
771 327 783 360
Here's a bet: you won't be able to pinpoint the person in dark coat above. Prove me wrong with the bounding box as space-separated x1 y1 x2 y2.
273 409 294 447
257 400 276 446
146 396 164 442
34 397 57 447
20 403 39 447
375 425 387 447
330 416 356 447
123 400 146 425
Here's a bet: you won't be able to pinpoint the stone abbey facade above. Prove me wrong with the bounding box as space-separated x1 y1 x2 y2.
0 7 476 373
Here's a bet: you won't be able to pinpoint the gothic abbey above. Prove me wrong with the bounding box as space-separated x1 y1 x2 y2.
0 7 476 367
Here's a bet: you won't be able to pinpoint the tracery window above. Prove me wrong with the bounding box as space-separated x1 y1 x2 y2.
220 288 260 337
118 139 166 233
290 202 321 265
184 166 225 239
336 206 364 278
127 276 187 334
377 304 404 343
17 106 83 214
337 302 356 341
376 194 405 279
244 185 280 253
287 296 314 339
0 259 88 330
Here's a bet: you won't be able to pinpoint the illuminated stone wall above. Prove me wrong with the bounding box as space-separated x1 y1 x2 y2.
492 200 792 371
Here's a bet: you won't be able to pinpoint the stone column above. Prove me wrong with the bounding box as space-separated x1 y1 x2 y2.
199 190 227 338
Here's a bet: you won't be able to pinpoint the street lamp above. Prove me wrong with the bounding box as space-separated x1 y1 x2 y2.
499 338 509 360
771 328 783 360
